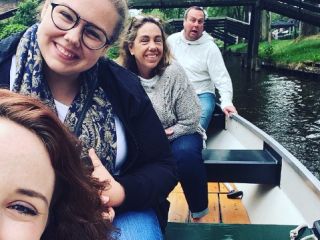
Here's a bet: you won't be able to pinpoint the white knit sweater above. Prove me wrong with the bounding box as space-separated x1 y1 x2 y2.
139 62 205 141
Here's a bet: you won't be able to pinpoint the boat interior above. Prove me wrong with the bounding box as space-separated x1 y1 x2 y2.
165 107 320 239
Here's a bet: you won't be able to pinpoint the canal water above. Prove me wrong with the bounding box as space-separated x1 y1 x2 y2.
224 55 320 179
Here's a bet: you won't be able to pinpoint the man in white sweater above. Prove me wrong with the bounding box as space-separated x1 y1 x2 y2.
167 6 237 130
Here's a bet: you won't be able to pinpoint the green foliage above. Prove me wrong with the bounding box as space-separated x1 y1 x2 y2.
227 43 247 52
271 13 289 22
12 0 40 26
0 0 40 39
207 6 248 21
142 9 166 20
107 45 119 60
228 35 320 64
0 23 27 39
143 8 184 20
263 43 274 61
0 21 6 33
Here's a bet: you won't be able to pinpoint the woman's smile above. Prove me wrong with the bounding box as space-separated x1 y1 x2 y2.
144 52 160 62
55 42 79 61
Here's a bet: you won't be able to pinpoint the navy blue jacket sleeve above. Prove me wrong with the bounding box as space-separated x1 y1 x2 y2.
115 96 178 211
98 58 178 212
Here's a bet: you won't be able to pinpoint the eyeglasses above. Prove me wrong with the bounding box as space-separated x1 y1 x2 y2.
50 2 110 50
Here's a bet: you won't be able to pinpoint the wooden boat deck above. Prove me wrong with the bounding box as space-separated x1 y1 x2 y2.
168 183 250 224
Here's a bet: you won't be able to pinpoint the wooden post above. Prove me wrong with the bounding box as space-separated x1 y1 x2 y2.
247 0 261 71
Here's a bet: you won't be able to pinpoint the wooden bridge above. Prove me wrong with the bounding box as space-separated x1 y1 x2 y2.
167 17 250 47
128 0 320 27
128 0 320 71
1 0 319 70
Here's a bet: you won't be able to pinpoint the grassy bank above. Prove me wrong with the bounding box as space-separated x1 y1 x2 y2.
228 35 320 65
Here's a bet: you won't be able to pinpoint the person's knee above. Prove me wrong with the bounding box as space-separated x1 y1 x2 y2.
114 210 163 240
172 144 199 162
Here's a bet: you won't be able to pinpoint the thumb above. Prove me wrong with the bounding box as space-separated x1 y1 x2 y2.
101 195 110 204
89 148 102 168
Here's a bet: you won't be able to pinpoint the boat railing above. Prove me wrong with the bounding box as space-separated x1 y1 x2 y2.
230 113 320 194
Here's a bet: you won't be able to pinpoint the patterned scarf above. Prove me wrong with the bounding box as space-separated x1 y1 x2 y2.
13 24 117 173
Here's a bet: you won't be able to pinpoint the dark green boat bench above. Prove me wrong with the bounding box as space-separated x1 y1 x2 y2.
204 106 282 185
165 223 313 240
203 144 282 185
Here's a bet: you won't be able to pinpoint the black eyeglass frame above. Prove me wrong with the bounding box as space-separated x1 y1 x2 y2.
50 2 110 50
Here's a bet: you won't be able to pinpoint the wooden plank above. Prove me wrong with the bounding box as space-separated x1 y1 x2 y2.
219 194 250 224
168 182 249 224
208 182 219 193
172 183 183 193
199 193 220 223
168 191 189 222
219 183 238 193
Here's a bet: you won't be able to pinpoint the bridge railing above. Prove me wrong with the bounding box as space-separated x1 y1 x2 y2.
262 0 320 26
167 17 249 46
0 9 17 21
128 0 256 8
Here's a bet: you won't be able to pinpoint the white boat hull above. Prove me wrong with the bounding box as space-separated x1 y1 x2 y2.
207 114 320 226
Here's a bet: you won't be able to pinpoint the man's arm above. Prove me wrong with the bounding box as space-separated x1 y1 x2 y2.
207 43 237 116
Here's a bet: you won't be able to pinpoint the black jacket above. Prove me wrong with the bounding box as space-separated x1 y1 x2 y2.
0 33 178 230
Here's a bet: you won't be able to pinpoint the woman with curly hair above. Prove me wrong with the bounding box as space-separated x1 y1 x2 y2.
0 0 177 238
119 16 209 222
0 89 115 240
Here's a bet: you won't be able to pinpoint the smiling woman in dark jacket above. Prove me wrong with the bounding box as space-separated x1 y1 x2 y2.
0 0 177 239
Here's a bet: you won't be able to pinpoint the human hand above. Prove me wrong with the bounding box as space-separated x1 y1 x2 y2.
223 105 237 117
165 127 174 136
101 195 115 222
89 149 125 207
89 148 113 180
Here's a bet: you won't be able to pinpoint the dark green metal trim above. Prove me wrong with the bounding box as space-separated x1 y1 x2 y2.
128 0 256 9
166 223 313 240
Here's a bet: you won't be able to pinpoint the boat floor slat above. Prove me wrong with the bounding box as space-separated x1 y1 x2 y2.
168 183 250 224
204 193 220 223
220 194 250 224
167 192 189 222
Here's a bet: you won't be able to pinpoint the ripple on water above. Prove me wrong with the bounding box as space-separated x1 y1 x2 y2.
227 55 320 179
306 133 320 140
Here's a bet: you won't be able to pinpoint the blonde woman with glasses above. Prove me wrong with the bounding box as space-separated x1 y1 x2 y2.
0 1 177 239
119 16 209 222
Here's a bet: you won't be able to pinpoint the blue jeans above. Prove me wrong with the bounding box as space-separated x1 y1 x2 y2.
171 133 208 218
198 93 216 131
113 209 163 240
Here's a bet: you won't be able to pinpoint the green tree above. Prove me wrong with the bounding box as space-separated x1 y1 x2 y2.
0 0 40 39
142 8 184 20
12 0 40 26
207 6 248 21
0 23 27 39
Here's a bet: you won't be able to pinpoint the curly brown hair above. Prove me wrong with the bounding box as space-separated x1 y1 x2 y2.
118 15 172 77
0 89 118 240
